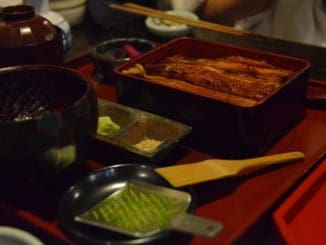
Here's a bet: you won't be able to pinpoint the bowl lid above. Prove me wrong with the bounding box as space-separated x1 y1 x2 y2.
1 4 34 21
0 5 59 48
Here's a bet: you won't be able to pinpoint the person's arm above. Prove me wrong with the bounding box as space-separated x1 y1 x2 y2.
198 0 276 25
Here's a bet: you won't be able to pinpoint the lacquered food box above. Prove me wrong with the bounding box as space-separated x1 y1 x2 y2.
114 37 310 158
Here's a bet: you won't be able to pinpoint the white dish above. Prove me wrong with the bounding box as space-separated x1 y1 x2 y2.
0 226 43 245
54 4 86 26
49 0 85 10
145 10 199 38
49 0 86 26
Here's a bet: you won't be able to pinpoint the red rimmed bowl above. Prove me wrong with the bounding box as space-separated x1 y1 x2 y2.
0 65 98 185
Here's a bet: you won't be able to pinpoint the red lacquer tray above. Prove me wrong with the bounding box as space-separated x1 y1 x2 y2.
273 158 326 245
307 79 326 109
0 52 325 245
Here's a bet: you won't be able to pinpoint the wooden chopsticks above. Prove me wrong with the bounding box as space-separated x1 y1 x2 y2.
109 3 250 37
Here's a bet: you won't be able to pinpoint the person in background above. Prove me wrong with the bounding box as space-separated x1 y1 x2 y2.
0 0 22 8
157 0 326 47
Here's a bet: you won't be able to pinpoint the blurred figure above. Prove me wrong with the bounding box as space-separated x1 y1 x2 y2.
157 0 326 47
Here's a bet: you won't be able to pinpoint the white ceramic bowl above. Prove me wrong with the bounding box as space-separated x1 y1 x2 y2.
49 0 86 26
145 10 199 38
0 226 43 245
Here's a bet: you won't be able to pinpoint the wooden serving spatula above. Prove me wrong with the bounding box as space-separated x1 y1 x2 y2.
155 151 305 187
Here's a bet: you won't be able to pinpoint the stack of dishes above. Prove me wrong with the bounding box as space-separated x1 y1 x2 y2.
49 0 86 26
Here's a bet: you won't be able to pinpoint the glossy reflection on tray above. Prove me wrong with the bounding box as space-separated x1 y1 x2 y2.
273 159 326 244
92 99 191 163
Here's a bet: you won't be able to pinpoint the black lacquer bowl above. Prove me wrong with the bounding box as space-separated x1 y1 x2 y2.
91 38 156 83
0 65 98 186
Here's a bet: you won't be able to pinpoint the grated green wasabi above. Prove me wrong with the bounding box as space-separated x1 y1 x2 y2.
97 116 120 136
79 182 188 235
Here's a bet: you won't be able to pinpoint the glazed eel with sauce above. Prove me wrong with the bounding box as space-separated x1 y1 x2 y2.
122 55 294 106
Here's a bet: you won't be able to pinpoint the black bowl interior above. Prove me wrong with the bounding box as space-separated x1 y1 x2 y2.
0 66 88 122
58 164 196 245
93 38 156 63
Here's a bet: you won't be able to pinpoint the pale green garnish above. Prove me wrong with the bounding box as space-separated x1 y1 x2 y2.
97 116 120 136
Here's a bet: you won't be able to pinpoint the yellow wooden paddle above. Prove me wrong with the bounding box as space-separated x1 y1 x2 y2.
155 151 305 187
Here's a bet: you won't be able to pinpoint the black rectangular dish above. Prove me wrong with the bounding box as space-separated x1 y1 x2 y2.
90 99 191 164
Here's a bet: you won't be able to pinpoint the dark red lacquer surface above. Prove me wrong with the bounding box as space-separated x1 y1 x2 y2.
273 158 326 245
0 53 325 245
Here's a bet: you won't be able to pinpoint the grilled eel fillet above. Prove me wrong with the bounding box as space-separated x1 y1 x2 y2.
122 55 294 103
